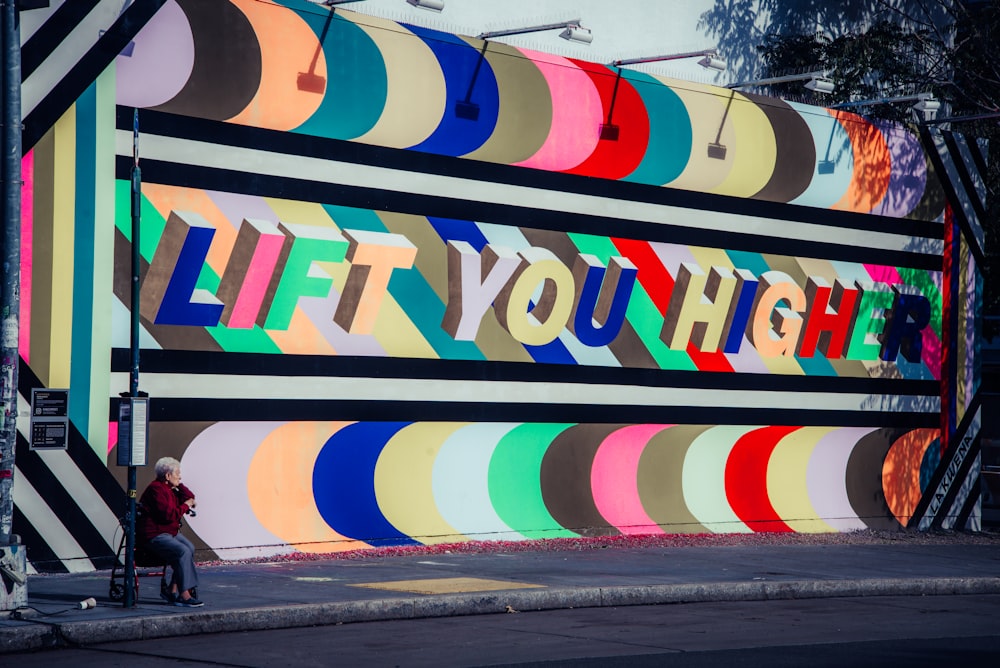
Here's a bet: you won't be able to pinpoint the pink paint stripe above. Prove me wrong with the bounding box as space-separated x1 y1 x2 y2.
513 48 602 172
863 264 901 285
592 424 672 535
19 151 33 363
228 232 285 329
108 422 118 456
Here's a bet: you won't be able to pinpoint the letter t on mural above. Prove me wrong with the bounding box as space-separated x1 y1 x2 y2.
140 211 225 326
661 263 737 352
333 230 417 335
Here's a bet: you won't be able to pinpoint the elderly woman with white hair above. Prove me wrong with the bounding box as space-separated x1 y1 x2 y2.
138 456 203 607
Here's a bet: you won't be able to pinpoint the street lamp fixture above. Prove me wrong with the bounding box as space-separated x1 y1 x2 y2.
611 49 727 72
832 92 941 122
727 70 835 94
478 19 593 45
407 0 445 10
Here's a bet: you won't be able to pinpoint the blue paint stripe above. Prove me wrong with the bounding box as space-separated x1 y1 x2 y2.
70 86 97 434
313 421 415 547
427 217 488 252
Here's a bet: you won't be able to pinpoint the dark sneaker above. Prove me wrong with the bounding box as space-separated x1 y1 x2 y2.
174 596 204 608
160 590 177 605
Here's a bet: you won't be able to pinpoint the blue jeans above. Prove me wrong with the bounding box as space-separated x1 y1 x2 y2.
147 533 199 593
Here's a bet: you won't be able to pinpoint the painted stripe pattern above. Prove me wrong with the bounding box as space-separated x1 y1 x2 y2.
21 0 166 150
105 178 945 386
168 420 941 558
116 0 950 221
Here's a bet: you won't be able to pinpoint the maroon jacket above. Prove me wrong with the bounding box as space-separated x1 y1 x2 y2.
138 479 195 543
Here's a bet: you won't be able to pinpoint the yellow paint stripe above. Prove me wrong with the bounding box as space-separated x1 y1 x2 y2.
49 108 76 388
351 577 545 595
374 422 469 544
768 427 837 533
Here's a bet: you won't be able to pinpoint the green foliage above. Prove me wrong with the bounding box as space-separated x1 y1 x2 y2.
704 0 999 321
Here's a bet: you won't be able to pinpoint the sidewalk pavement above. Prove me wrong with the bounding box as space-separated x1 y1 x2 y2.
2 536 1000 654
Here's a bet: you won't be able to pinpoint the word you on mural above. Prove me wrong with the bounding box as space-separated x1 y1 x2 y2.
140 211 932 364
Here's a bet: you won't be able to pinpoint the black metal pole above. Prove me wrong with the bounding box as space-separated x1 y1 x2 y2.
0 0 22 547
124 109 141 607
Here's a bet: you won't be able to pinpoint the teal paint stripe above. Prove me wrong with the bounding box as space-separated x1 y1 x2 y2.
322 205 484 361
70 85 98 434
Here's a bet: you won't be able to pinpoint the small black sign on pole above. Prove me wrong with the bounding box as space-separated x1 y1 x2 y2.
29 389 69 451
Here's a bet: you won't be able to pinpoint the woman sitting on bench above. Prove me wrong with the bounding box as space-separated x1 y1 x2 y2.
139 456 203 607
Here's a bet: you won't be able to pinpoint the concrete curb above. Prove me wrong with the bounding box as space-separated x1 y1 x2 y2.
4 576 1000 654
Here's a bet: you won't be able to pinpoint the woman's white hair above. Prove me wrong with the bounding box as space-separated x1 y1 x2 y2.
154 456 181 480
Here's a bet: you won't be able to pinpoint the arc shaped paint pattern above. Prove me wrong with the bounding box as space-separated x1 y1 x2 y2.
151 0 262 121
374 422 469 545
871 120 927 218
683 426 757 532
767 427 837 533
225 0 325 130
407 28 500 157
806 427 876 532
638 425 714 533
744 94 814 203
488 423 576 539
291 9 387 140
462 41 553 164
313 421 416 546
562 62 650 180
432 422 523 541
354 16 445 149
592 424 673 535
540 424 624 537
246 421 365 553
622 70 692 186
786 101 854 209
116 0 195 109
707 90 777 198
181 421 290 560
845 428 902 531
665 81 737 192
726 425 799 532
513 49 602 171
830 110 891 213
882 428 938 526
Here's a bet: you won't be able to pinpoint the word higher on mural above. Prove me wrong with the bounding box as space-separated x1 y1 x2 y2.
139 210 932 364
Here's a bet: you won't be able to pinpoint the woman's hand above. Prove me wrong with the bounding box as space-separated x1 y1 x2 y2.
185 498 197 509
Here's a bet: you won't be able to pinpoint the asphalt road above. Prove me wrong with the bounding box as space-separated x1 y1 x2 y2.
6 594 1000 667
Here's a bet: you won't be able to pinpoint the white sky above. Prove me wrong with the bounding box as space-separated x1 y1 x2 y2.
339 0 729 84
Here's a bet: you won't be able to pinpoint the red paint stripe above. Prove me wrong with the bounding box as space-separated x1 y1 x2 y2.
940 205 953 456
610 237 734 372
686 342 735 372
611 237 673 312
725 426 799 532
563 60 650 180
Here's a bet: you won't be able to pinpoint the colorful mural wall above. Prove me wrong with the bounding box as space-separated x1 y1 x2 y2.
10 0 988 572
